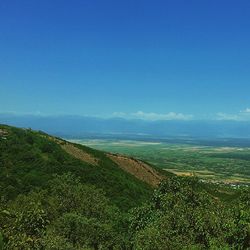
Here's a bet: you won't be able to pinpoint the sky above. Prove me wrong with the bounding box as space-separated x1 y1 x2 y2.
0 0 250 121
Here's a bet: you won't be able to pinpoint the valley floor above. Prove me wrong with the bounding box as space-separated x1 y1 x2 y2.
69 138 250 185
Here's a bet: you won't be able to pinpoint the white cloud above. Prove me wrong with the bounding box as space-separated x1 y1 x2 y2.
216 108 250 121
241 108 250 113
112 112 127 117
112 111 193 121
216 113 240 121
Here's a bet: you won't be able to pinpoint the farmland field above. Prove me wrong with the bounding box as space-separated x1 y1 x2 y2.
69 138 250 184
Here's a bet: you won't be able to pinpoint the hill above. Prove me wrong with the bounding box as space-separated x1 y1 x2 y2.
0 124 249 249
0 124 165 210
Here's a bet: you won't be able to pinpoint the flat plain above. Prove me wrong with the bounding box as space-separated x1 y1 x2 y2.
69 138 250 184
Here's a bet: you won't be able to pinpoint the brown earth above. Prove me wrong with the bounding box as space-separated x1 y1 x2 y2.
47 135 164 186
61 143 99 166
107 153 164 187
0 129 8 136
46 135 99 166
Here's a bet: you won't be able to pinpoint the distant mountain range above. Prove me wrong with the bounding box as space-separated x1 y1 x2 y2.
1 113 250 139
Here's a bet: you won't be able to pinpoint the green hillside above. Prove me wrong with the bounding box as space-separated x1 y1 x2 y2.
0 125 249 249
0 124 154 210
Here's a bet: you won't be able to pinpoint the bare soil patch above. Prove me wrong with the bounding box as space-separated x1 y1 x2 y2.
108 153 164 187
61 143 99 166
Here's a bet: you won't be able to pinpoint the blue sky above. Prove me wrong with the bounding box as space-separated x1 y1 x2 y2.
0 0 250 121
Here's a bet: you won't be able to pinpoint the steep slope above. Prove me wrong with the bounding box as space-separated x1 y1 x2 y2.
44 133 165 186
61 143 99 166
0 124 164 210
107 153 164 186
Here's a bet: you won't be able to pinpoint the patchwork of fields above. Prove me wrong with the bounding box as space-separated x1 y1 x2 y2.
69 139 250 184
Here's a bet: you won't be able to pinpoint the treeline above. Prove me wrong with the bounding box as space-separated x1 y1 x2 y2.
0 174 249 249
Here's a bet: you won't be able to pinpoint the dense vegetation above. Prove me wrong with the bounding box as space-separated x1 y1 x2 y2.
0 174 249 249
0 174 130 249
129 177 250 249
0 125 152 210
0 125 249 249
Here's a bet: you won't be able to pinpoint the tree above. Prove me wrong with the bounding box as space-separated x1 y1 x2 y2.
129 176 250 249
0 232 3 250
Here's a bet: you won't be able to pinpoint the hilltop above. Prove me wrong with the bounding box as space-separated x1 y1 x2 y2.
0 124 165 210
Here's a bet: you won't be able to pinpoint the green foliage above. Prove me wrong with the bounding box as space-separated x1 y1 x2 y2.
1 172 249 249
0 173 127 249
0 125 152 210
129 176 250 249
48 213 118 249
1 192 49 249
0 232 3 250
1 125 250 249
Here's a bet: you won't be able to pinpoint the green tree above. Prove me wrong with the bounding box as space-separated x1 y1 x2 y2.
1 192 48 249
129 176 250 249
0 232 3 250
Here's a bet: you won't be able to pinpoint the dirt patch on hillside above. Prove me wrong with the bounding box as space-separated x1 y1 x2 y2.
46 134 164 184
44 135 98 166
0 129 8 137
46 136 65 145
108 153 164 187
61 143 99 166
